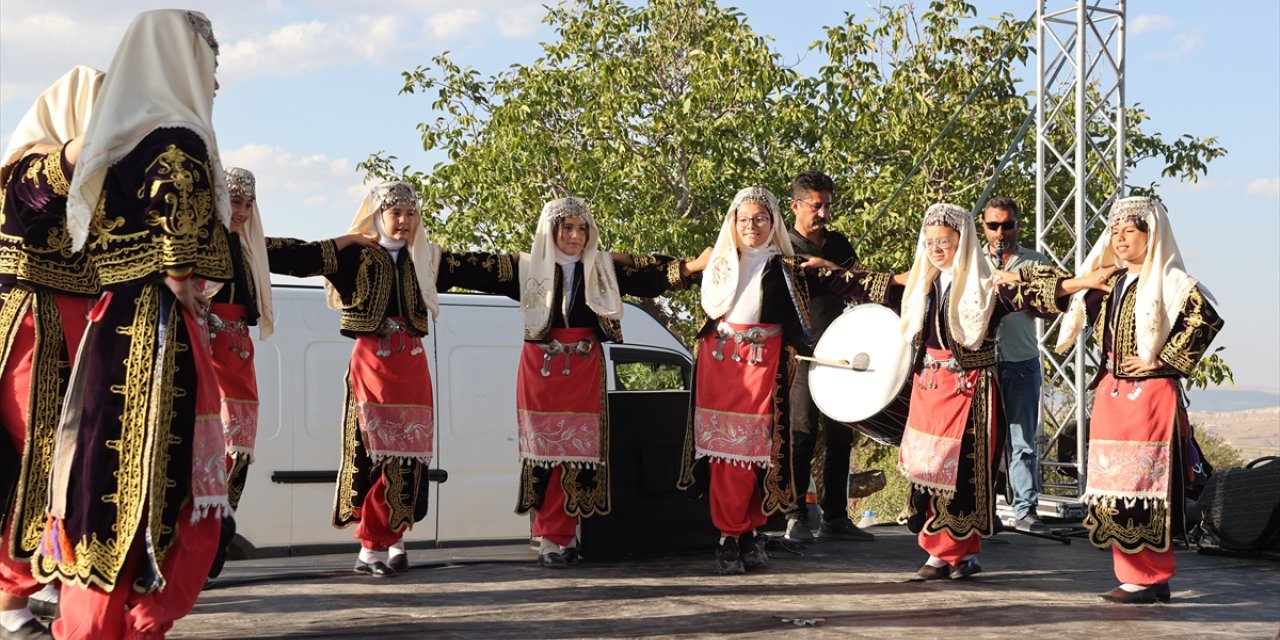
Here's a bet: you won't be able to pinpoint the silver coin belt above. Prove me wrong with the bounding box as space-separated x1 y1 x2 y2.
711 325 782 366
375 317 423 357
535 337 596 376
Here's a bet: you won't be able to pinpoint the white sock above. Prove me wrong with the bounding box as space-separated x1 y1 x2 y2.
925 556 949 568
538 538 561 554
561 539 576 551
358 547 380 564
1119 583 1146 592
388 541 406 558
32 584 58 603
0 608 35 633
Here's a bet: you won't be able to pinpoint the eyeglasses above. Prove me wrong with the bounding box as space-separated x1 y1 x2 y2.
797 200 835 213
984 220 1017 231
736 216 772 227
924 238 955 249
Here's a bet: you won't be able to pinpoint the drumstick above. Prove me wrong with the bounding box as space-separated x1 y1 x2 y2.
795 353 872 371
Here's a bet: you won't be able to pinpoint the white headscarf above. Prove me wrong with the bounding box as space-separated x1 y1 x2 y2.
1 66 103 187
326 181 441 318
519 197 623 337
899 203 996 349
65 10 226 251
222 167 274 339
1055 196 1212 365
700 186 794 321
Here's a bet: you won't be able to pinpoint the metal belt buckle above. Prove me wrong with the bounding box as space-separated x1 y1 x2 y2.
207 313 227 334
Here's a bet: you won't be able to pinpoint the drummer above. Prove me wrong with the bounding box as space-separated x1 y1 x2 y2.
783 172 875 544
803 203 1066 580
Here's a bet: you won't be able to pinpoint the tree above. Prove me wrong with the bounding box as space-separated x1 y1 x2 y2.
362 0 1224 342
363 0 1232 515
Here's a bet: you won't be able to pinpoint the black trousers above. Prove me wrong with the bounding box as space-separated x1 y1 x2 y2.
786 361 854 521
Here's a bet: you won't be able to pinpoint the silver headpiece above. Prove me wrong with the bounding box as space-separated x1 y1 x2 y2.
922 203 967 231
225 167 256 198
541 197 590 222
730 186 779 217
185 11 219 55
371 181 419 212
1108 196 1156 228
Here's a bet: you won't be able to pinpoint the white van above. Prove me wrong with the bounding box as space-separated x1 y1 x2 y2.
230 284 695 557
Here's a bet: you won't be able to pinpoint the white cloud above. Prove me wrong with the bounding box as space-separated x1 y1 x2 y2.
0 12 121 107
428 8 486 40
1146 32 1202 62
1246 177 1280 198
0 2 548 102
222 143 357 194
219 16 410 84
1130 14 1176 36
497 5 544 38
220 143 368 236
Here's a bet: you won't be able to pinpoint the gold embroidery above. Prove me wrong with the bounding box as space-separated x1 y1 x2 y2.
383 461 422 533
227 456 250 511
1158 288 1222 375
497 254 514 283
10 291 69 559
1017 265 1067 312
0 247 98 295
338 248 393 334
516 351 613 517
665 259 686 290
41 145 70 196
759 351 793 515
88 144 231 286
22 156 45 186
1084 496 1170 552
630 254 659 270
38 285 162 591
923 370 996 537
146 305 184 584
333 362 428 531
401 256 431 336
320 239 339 275
858 271 892 305
332 381 361 527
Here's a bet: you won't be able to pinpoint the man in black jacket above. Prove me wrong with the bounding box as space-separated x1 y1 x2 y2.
784 171 875 543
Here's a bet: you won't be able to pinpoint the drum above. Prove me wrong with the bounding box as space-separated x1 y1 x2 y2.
806 304 913 447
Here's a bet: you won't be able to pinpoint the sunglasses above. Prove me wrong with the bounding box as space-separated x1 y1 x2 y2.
984 220 1017 231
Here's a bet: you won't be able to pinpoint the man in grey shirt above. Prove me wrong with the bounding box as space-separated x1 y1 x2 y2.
983 196 1051 534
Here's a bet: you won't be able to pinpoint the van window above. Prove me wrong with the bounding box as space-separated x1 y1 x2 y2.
609 346 691 391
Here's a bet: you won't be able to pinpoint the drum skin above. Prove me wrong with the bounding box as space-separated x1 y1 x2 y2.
807 304 913 446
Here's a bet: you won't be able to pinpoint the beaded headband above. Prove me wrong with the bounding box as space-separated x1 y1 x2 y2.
542 197 590 222
1108 196 1156 228
371 181 419 212
185 11 219 56
225 167 255 198
922 203 967 231
731 186 779 218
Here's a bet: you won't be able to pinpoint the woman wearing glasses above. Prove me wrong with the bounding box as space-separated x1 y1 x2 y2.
677 186 825 575
804 203 1075 581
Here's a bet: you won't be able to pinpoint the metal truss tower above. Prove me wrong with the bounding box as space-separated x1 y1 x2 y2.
1034 1 1126 502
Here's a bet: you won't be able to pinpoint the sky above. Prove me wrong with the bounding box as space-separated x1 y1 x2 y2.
2 1 1277 393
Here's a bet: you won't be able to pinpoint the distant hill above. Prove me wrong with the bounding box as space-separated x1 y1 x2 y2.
1190 406 1280 460
1187 389 1280 413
